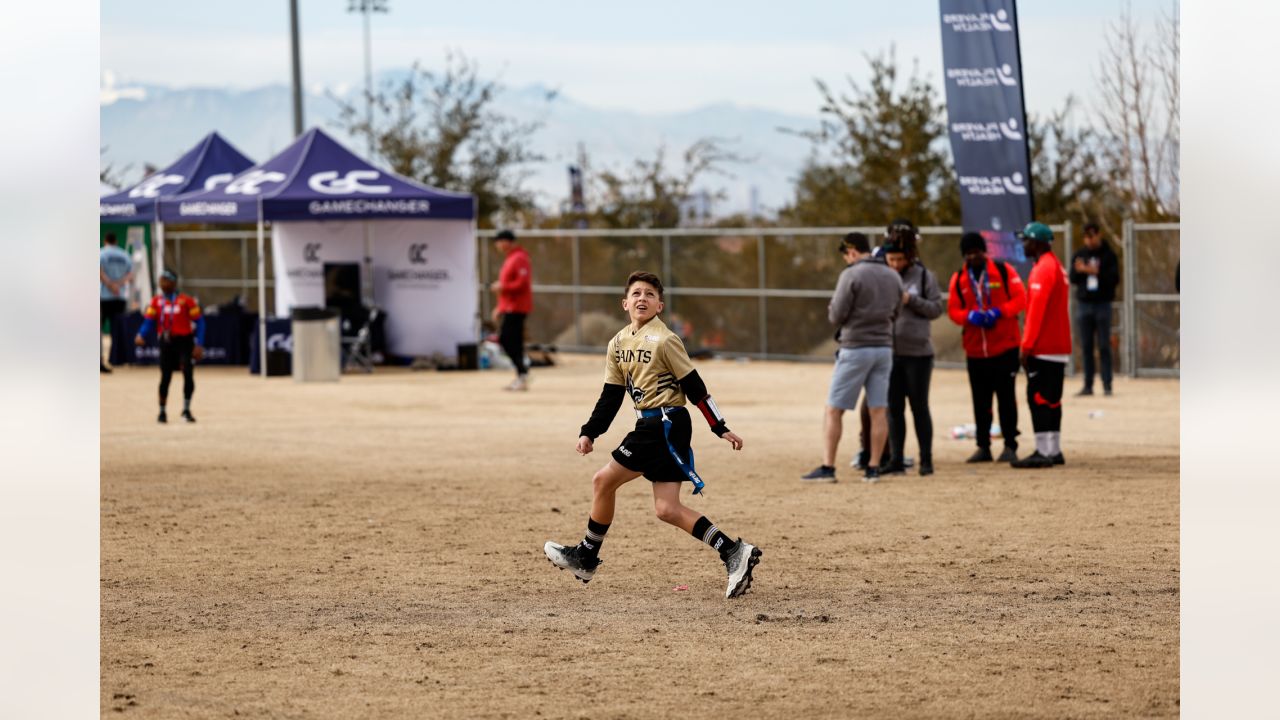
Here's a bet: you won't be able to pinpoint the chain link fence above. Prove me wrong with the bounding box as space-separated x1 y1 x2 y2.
163 222 1176 376
1123 221 1180 377
478 225 1072 368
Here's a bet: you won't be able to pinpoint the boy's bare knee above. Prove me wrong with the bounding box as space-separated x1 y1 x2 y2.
653 499 682 525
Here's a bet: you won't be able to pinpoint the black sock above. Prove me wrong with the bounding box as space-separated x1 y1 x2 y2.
691 516 738 560
577 517 609 559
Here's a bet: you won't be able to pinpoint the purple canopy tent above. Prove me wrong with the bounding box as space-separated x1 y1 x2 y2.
157 128 477 375
99 132 255 280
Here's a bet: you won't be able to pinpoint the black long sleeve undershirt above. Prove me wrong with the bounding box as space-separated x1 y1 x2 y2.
679 370 729 437
579 383 625 440
578 372 729 441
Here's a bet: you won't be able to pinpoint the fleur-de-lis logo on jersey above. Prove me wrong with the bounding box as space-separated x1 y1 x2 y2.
627 377 645 405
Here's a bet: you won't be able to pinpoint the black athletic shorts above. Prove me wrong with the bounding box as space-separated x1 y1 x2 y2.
611 406 694 483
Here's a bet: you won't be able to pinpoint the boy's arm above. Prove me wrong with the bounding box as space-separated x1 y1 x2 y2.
580 337 626 441
579 384 626 440
677 369 728 437
664 334 741 447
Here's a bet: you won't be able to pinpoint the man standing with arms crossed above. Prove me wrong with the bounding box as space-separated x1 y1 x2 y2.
1012 222 1072 468
802 232 903 483
490 229 532 391
1069 222 1120 396
100 232 134 373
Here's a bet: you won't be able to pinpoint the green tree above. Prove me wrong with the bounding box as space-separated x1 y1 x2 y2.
780 48 957 227
584 139 743 230
1026 95 1120 232
331 52 546 228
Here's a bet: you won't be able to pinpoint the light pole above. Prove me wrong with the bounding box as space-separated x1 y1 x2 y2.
347 0 389 155
289 0 304 136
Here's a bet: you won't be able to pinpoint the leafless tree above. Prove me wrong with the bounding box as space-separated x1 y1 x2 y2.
1095 0 1179 221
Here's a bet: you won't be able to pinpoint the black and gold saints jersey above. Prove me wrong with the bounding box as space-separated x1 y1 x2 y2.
604 316 696 410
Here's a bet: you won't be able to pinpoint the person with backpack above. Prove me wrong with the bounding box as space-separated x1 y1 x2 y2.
947 232 1027 464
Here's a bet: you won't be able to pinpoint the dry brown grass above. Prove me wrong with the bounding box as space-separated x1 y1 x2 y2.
101 354 1178 718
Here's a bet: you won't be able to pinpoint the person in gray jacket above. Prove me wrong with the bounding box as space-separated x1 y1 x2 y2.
880 226 943 476
802 232 903 483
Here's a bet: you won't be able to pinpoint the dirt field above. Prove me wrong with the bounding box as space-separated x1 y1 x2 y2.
101 354 1179 718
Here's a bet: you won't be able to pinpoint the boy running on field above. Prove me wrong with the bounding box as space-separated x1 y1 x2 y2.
543 271 762 599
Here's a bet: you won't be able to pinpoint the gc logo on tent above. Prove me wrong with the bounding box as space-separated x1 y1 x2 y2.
308 170 392 195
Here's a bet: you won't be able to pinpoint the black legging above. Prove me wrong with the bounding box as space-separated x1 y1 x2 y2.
965 348 1020 450
159 335 195 405
499 312 527 377
889 355 934 464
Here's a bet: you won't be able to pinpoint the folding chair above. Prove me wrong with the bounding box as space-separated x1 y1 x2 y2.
342 306 379 373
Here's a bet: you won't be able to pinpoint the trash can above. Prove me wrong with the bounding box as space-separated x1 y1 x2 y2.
291 306 341 382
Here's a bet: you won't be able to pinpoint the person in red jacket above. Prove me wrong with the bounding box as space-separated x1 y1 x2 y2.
134 270 205 424
947 232 1027 464
491 229 533 391
1012 222 1073 469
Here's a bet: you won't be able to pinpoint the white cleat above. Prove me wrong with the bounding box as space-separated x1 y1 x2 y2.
543 541 599 583
723 539 762 599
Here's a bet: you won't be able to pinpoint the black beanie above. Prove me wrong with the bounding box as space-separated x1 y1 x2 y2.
960 232 987 254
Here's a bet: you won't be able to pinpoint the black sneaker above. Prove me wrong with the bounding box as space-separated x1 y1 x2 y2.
1075 387 1094 397
543 541 600 583
849 450 869 470
801 465 836 483
880 459 906 475
723 539 761 599
157 409 167 424
1051 452 1065 465
996 446 1019 463
100 364 113 374
965 447 993 463
863 467 881 484
918 460 934 476
1103 387 1113 397
181 410 196 423
1011 451 1055 469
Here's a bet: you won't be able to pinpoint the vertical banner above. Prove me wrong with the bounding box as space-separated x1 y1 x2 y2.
939 0 1033 263
371 219 477 358
271 221 366 316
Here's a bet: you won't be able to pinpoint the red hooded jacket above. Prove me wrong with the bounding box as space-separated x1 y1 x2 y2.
947 258 1026 358
496 245 533 314
1021 250 1072 357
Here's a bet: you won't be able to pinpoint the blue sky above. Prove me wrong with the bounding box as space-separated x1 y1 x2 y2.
102 0 1176 117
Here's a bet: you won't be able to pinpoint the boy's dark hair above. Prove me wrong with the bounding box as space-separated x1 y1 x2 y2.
840 232 871 254
494 229 516 242
625 270 664 300
104 232 118 245
1083 222 1101 236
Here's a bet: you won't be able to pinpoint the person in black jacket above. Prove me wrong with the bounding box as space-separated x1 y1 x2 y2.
1069 223 1121 396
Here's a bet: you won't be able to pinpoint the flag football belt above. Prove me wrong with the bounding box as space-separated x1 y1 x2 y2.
635 407 706 496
